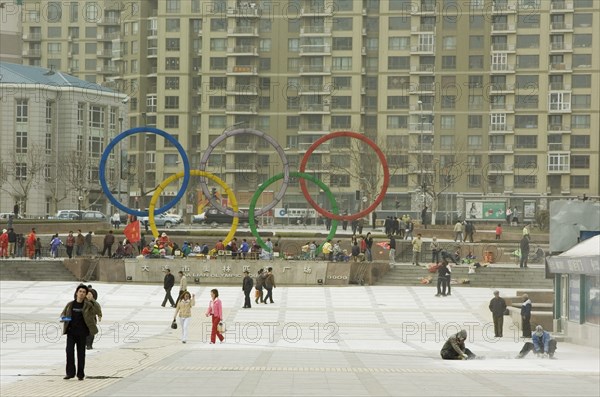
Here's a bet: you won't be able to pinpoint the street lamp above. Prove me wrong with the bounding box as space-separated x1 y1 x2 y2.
418 100 427 219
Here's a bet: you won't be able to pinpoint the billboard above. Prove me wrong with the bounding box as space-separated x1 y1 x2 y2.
466 201 506 220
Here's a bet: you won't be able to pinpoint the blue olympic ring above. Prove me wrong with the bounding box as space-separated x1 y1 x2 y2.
99 127 191 217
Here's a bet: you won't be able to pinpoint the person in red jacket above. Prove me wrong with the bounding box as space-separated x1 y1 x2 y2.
0 229 8 258
205 289 224 344
26 228 37 259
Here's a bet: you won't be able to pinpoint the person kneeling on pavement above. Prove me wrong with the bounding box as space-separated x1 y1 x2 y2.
441 330 477 360
516 325 557 359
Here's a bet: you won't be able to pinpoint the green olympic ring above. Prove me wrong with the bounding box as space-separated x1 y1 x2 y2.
249 172 338 254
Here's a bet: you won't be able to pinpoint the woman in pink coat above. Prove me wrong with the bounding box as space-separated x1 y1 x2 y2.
205 289 224 344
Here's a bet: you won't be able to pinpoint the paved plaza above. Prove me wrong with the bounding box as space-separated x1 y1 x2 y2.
1 281 598 396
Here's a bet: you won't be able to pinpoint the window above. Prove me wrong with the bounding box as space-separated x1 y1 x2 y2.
468 75 483 88
164 96 179 109
572 95 591 109
260 19 272 33
515 95 539 109
48 43 61 53
469 35 484 49
166 18 180 32
517 55 539 68
468 95 484 110
440 115 455 129
333 18 352 31
573 34 592 48
389 37 410 50
571 155 589 169
515 115 538 128
332 96 351 110
571 135 590 148
517 15 540 28
331 116 351 129
85 27 97 39
570 175 589 189
441 96 456 109
387 96 409 109
16 131 27 154
332 57 352 71
514 175 537 188
286 116 299 129
330 175 350 187
47 2 62 21
16 99 28 122
389 0 412 10
210 18 226 32
88 106 104 128
88 136 103 158
210 38 226 51
514 155 537 168
442 56 456 69
468 115 483 128
515 135 537 149
165 58 179 70
573 54 592 68
15 163 27 181
332 37 352 51
209 96 226 109
288 38 299 52
287 58 300 72
77 103 85 126
440 135 455 150
572 75 591 88
517 35 540 48
571 115 590 128
333 77 351 89
164 116 179 129
467 155 482 167
209 57 226 70
469 55 484 69
366 38 379 51
469 15 484 29
388 56 410 70
468 175 482 187
165 77 179 89
259 39 272 52
389 16 410 30
515 75 538 89
387 116 408 129
573 13 593 27
166 0 180 13
259 58 271 71
442 36 456 50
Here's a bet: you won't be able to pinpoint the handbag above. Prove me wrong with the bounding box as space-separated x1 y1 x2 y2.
255 290 260 298
217 321 225 333
171 319 178 329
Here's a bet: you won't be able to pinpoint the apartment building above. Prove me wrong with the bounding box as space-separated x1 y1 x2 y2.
19 0 599 222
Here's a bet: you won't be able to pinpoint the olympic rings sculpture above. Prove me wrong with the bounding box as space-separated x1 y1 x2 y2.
99 127 191 217
148 171 239 244
199 128 289 217
99 128 389 250
248 172 339 253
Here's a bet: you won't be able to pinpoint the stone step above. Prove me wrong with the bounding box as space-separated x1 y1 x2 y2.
0 260 77 282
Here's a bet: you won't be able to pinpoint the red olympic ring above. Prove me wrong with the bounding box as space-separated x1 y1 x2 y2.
299 131 389 222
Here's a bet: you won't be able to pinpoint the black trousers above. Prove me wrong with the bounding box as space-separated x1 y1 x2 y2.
85 334 95 348
436 277 447 295
66 246 74 259
520 251 529 267
66 333 87 378
264 286 273 303
101 244 113 257
255 287 263 303
493 316 504 337
162 288 175 306
441 348 475 360
518 340 557 357
522 316 531 337
243 290 251 308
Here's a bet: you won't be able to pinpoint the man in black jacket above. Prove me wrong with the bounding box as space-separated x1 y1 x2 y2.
440 330 476 360
161 269 176 307
489 290 507 337
242 270 254 308
435 261 451 297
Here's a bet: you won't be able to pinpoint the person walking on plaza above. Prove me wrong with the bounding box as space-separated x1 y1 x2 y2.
435 261 450 297
506 207 513 225
0 229 8 258
464 221 476 243
176 271 188 305
50 234 63 258
322 239 333 261
61 284 102 380
495 224 503 240
174 291 195 343
84 231 93 255
111 213 121 229
100 230 115 257
388 234 396 267
35 238 42 259
453 221 463 242
430 236 441 264
263 267 276 304
421 206 428 229
516 325 558 359
7 228 16 258
405 219 414 240
365 232 374 262
85 285 101 350
512 207 520 225
489 290 507 337
255 268 265 304
522 223 530 237
412 234 422 266
242 270 253 308
440 330 476 360
75 230 85 257
161 269 176 307
65 231 75 259
521 294 532 337
520 235 530 268
205 289 224 344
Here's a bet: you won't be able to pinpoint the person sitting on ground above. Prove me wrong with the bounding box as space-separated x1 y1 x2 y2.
516 325 558 359
141 244 151 257
441 249 460 265
301 242 310 260
181 241 192 257
150 244 160 257
158 232 170 246
123 240 135 257
332 240 343 262
440 330 477 360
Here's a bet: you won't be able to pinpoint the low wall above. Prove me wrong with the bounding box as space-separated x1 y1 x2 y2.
64 258 127 282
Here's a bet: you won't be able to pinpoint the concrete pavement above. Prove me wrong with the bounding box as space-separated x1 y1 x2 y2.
1 281 598 396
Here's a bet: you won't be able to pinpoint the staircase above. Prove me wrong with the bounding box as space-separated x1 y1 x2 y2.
0 260 78 281
377 265 554 288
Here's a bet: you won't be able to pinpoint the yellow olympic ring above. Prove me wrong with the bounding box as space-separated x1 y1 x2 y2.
148 170 239 244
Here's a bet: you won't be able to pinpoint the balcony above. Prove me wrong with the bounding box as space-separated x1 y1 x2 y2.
96 65 119 74
550 1 574 12
408 143 434 152
227 6 260 17
410 44 434 54
147 66 158 76
489 124 514 134
548 164 570 173
22 48 41 57
491 23 515 32
491 63 515 73
410 64 434 73
106 31 121 40
408 123 434 133
298 85 333 95
225 104 258 114
549 82 570 91
300 7 333 17
549 42 572 52
97 49 113 58
411 24 435 33
548 124 571 134
411 3 436 14
298 142 330 152
489 143 514 152
491 43 515 52
490 83 515 93
224 163 258 173
225 142 257 152
226 65 258 75
226 46 258 56
226 85 258 95
299 45 331 55
548 143 570 151
227 26 259 36
413 83 435 93
549 102 571 112
298 124 330 134
299 65 331 75
300 26 331 35
490 103 514 112
549 63 571 73
99 16 120 25
299 103 330 114
492 1 517 13
22 32 42 41
487 164 514 174
550 22 573 31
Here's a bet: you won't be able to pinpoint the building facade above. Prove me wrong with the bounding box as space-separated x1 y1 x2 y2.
0 1 23 63
0 62 127 217
18 0 600 221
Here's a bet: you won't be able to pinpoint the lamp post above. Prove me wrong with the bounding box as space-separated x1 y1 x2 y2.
418 100 427 216
118 117 125 208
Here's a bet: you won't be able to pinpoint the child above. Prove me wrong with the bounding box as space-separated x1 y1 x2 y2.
495 223 502 240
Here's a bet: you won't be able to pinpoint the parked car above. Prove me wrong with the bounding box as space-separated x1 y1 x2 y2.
0 213 24 220
54 210 84 220
192 208 257 226
82 211 109 222
139 213 180 228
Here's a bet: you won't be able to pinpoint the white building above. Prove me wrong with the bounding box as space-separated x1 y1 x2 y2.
0 61 127 217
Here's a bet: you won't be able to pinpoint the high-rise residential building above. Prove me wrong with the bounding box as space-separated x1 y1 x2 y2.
0 62 127 217
19 0 599 223
0 1 23 63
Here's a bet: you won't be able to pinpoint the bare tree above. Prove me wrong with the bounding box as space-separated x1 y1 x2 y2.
0 144 46 214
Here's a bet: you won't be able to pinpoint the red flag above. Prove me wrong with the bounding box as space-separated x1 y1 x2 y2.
124 220 141 243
